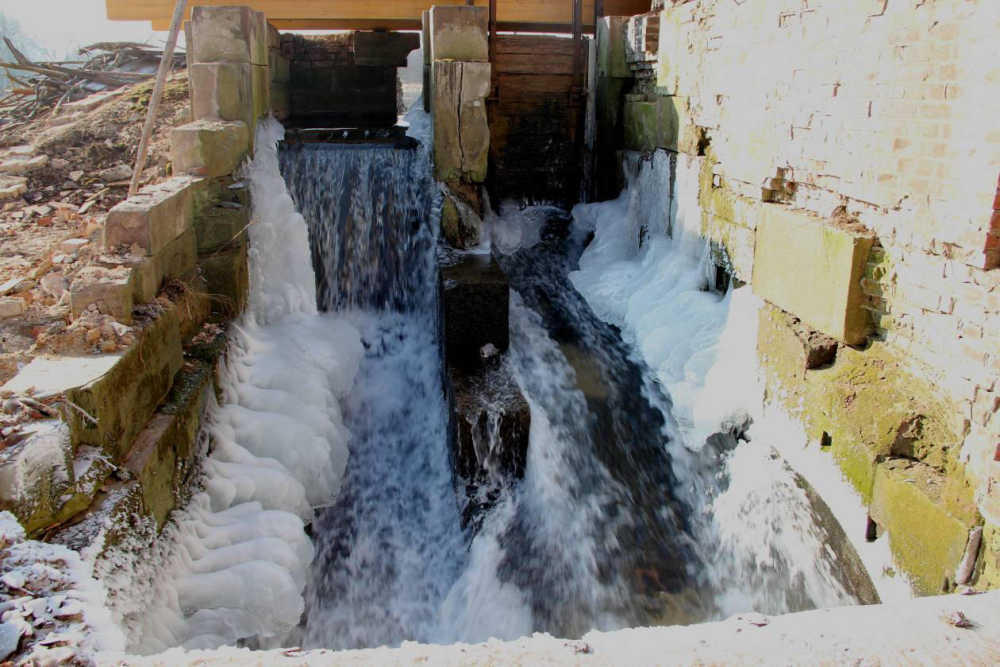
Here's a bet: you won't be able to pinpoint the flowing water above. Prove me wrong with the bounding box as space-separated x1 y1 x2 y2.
274 134 867 651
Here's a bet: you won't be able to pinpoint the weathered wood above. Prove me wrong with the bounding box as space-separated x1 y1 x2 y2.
494 54 575 76
496 35 577 56
489 32 586 207
110 0 652 33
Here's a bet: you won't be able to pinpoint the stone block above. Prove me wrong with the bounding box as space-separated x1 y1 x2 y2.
94 253 158 304
269 51 291 84
0 421 73 535
871 460 973 596
193 179 250 255
441 184 483 249
155 227 198 283
199 243 249 317
353 31 420 67
597 16 630 79
432 61 490 183
104 176 197 256
122 354 216 529
757 305 966 505
657 7 695 95
752 205 875 345
271 81 290 121
441 253 509 367
170 119 249 179
190 5 267 66
250 63 270 136
69 266 134 324
0 296 25 319
190 62 253 128
430 5 488 62
0 175 28 200
703 214 756 284
623 99 658 152
69 309 184 460
657 95 704 155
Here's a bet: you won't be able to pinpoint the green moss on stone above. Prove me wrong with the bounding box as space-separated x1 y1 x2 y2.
870 460 973 596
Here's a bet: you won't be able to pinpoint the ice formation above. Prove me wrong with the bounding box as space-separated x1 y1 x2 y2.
100 117 363 654
569 150 905 607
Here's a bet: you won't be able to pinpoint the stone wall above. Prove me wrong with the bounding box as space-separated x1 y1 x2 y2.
597 0 1000 593
1 3 258 577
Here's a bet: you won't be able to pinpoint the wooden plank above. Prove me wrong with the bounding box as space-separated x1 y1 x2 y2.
494 53 574 76
112 0 652 32
496 35 577 56
497 74 575 96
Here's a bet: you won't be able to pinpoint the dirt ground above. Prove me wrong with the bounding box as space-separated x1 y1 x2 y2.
0 72 191 390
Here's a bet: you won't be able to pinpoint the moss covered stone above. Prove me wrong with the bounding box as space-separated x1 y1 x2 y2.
870 460 974 596
66 309 182 462
758 303 966 505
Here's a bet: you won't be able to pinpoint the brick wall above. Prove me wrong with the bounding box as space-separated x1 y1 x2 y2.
642 0 1000 526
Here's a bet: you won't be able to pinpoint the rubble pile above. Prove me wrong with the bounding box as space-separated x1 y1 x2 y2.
0 38 185 131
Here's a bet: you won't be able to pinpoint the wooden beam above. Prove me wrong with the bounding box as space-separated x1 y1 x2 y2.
117 0 651 32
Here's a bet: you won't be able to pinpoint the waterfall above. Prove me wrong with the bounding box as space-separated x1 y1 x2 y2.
126 115 876 656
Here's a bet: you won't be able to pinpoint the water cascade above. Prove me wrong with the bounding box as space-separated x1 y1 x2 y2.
130 116 879 655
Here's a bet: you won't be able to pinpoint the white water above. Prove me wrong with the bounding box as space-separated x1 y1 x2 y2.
115 122 889 656
570 150 890 612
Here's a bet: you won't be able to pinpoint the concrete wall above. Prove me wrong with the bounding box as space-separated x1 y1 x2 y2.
598 0 1000 593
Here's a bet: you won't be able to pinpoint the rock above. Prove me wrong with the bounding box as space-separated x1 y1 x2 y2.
97 164 133 182
99 339 117 353
449 361 531 530
0 152 48 174
59 238 89 254
0 296 26 319
0 277 28 295
39 274 68 298
0 175 28 200
68 170 84 182
50 158 70 170
69 266 134 324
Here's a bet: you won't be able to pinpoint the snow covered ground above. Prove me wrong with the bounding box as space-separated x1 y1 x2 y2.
106 590 1000 666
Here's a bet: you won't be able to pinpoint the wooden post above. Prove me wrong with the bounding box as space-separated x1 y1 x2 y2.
128 0 187 198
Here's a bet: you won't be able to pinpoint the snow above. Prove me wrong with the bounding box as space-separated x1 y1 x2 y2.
113 590 1000 667
0 510 126 665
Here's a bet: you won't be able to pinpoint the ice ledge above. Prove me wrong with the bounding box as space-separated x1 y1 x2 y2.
104 591 1000 666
